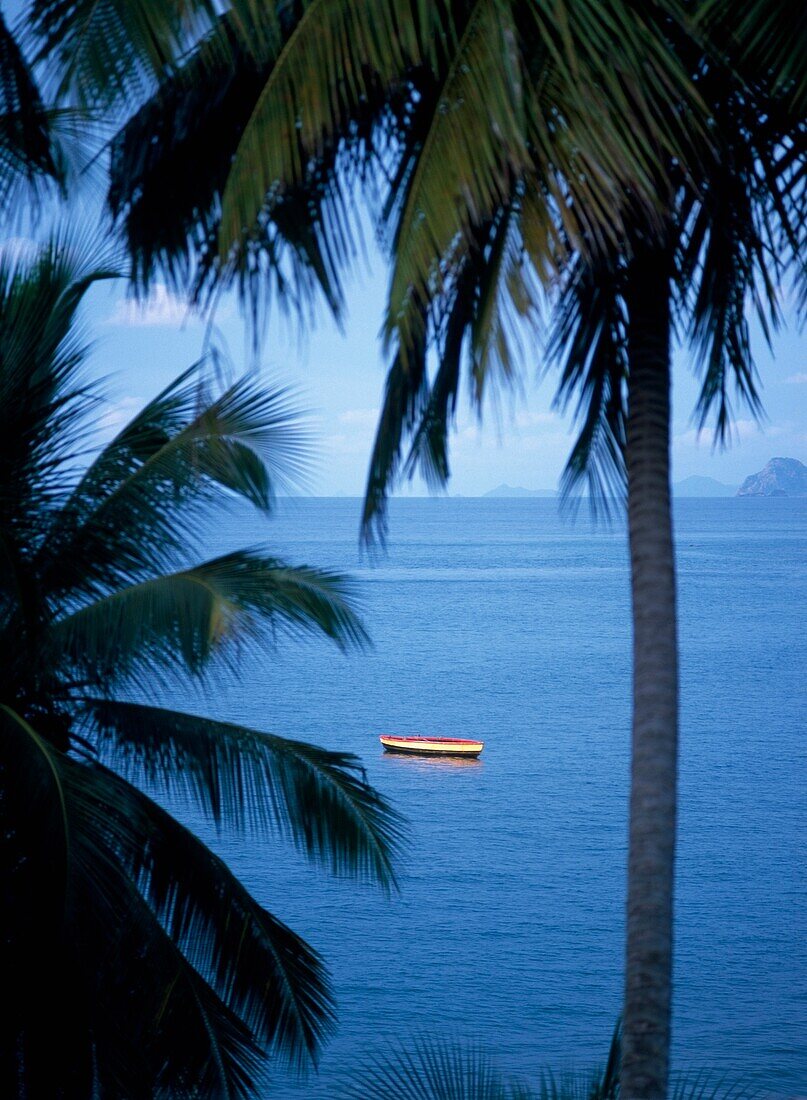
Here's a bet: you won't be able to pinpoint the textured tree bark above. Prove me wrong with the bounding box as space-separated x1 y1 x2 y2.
621 241 678 1099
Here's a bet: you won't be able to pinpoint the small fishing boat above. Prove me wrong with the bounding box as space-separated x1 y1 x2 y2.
379 735 484 758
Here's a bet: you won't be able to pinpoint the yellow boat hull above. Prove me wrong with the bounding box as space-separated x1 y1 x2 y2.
379 735 484 758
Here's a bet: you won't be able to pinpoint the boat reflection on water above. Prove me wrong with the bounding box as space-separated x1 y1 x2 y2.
380 749 482 769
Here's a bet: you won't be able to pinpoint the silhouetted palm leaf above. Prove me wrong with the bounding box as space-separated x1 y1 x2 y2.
69 759 337 1069
84 700 402 886
217 0 442 257
108 0 395 323
548 251 627 510
105 0 705 353
696 0 807 112
56 553 367 687
1 705 269 1094
668 1076 760 1100
28 0 221 107
369 0 803 535
41 365 313 602
0 11 62 209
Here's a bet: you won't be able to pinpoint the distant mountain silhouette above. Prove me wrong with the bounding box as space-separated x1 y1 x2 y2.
737 457 807 497
484 483 557 498
672 475 737 497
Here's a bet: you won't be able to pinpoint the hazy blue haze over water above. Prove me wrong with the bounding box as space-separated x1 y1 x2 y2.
181 498 805 1096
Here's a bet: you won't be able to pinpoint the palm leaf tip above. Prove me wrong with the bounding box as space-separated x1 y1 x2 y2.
84 701 405 891
276 740 406 891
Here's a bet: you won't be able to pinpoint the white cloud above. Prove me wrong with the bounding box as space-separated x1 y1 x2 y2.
323 432 375 457
107 284 195 328
784 372 807 384
675 418 784 449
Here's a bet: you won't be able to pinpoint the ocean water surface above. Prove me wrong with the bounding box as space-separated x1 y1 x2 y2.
182 498 805 1096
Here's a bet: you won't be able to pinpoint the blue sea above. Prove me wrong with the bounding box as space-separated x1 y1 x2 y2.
189 498 805 1096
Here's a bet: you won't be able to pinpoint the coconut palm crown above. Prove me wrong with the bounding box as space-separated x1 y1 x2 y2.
0 240 403 1097
102 0 705 336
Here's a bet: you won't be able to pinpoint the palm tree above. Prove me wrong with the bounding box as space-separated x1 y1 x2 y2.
546 18 803 1090
0 238 403 1097
99 7 702 1096
75 1 802 1095
347 27 803 1091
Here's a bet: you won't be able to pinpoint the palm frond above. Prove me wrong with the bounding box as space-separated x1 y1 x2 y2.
106 0 406 326
549 253 628 513
0 705 97 1091
678 87 803 443
388 0 708 354
0 703 70 904
0 10 62 208
596 1020 621 1100
400 202 534 488
468 195 542 403
337 1024 621 1100
361 324 429 545
400 267 471 495
53 550 368 686
668 1073 761 1100
63 757 268 1096
522 0 703 209
0 238 117 549
0 707 333 1091
83 698 403 888
67 758 337 1072
218 0 444 259
363 200 544 541
695 0 807 114
28 0 221 108
383 0 530 365
105 2 265 291
41 370 313 598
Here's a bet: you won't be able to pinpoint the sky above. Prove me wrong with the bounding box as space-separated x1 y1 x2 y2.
64 242 806 498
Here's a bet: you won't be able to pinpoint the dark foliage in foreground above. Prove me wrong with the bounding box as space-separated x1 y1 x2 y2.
337 1026 760 1100
0 240 403 1097
339 1026 621 1099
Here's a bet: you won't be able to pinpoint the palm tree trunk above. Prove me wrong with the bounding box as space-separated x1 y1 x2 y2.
621 242 678 1099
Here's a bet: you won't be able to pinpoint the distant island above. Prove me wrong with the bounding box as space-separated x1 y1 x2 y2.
483 462 807 499
485 477 739 498
484 483 557 498
673 475 738 497
737 457 807 497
